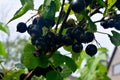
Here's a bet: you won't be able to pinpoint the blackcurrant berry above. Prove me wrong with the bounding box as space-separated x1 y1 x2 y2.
114 21 120 30
84 32 94 43
66 27 74 38
44 19 55 28
107 19 115 28
72 27 85 43
27 24 42 38
20 73 27 80
17 22 27 33
55 34 63 45
85 44 97 57
100 21 109 29
115 0 120 10
33 67 43 77
72 43 83 53
71 0 85 13
32 16 45 27
62 34 74 45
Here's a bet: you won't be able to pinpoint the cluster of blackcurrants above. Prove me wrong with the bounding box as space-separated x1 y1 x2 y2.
17 16 97 57
64 26 97 56
100 17 120 30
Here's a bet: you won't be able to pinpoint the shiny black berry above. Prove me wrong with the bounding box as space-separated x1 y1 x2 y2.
114 21 120 30
85 44 97 56
62 34 74 45
45 31 56 46
107 19 115 28
84 32 94 43
71 0 85 13
27 24 42 38
32 16 45 27
17 22 27 33
115 0 120 10
72 27 85 43
44 19 55 28
72 43 83 53
20 73 27 80
100 21 109 29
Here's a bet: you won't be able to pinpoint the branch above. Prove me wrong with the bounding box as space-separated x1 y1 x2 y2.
55 0 65 33
59 5 71 34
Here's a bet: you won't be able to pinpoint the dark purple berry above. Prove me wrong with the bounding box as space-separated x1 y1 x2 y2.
72 27 85 43
20 73 27 80
100 21 109 29
17 22 27 33
72 43 83 53
84 32 94 43
44 19 55 28
27 24 42 38
114 21 120 30
62 34 74 45
115 0 120 10
71 0 85 13
32 16 45 27
107 19 115 28
85 44 97 56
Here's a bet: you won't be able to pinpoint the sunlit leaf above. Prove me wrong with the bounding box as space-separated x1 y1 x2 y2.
8 2 33 23
0 41 8 57
107 0 117 9
0 22 9 34
98 47 108 53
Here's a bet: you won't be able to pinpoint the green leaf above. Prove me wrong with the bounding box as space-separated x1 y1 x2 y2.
98 47 108 53
54 0 61 11
0 41 7 57
107 0 117 9
79 54 106 80
0 22 9 34
44 0 52 6
20 0 34 7
64 56 77 72
61 66 72 78
3 69 24 80
43 1 56 20
8 2 33 23
52 52 77 72
96 62 107 75
96 0 106 7
81 10 97 32
63 45 72 52
46 71 63 80
21 44 49 69
108 30 120 46
52 51 65 67
15 63 26 69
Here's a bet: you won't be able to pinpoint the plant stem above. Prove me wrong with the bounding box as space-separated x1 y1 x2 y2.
55 0 65 33
59 5 71 34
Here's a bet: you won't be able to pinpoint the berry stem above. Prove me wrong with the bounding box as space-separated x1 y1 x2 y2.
25 13 38 23
55 0 65 33
96 31 109 35
59 5 71 34
24 69 35 80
